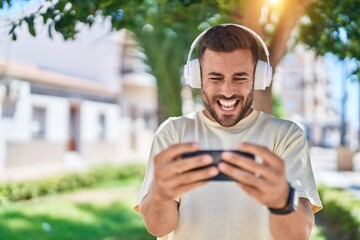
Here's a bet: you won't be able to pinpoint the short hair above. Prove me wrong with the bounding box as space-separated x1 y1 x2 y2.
198 25 259 65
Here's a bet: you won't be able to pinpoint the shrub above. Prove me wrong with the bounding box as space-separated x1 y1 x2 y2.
0 164 146 204
318 184 360 240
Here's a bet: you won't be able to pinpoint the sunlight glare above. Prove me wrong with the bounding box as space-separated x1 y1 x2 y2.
268 0 281 6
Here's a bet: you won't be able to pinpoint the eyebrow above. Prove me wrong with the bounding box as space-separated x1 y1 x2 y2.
207 72 223 77
234 72 250 77
207 72 250 77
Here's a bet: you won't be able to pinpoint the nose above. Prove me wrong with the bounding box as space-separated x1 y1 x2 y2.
221 80 235 98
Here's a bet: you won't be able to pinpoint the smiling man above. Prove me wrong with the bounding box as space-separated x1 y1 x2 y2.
134 24 322 240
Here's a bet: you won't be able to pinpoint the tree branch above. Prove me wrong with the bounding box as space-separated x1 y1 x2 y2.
254 0 314 114
232 0 267 39
269 0 314 69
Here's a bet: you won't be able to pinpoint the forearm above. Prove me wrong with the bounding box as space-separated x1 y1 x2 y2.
270 198 314 240
139 190 179 237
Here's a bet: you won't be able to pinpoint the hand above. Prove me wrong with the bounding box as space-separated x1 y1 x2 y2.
150 143 219 202
218 143 289 209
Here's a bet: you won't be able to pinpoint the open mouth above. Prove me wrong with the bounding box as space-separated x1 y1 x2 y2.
217 99 238 111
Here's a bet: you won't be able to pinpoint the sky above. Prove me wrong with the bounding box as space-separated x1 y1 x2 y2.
325 54 359 137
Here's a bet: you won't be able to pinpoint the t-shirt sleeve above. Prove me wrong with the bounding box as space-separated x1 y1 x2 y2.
277 124 323 213
133 119 177 213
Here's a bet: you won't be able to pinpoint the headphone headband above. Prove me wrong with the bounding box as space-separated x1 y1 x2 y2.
186 23 270 76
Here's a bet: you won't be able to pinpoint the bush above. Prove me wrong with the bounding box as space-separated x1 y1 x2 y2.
0 164 146 204
318 184 360 240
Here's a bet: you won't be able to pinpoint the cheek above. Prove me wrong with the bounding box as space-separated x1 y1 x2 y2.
202 80 213 92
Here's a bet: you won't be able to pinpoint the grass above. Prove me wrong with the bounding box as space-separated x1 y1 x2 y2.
0 179 154 240
0 177 332 240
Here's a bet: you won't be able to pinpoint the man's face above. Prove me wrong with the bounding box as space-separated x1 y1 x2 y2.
201 48 255 127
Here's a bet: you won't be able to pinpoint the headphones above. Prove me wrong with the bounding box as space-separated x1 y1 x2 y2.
183 24 272 90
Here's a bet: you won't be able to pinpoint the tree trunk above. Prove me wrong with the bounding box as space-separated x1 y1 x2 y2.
268 0 314 68
232 0 314 114
253 88 273 113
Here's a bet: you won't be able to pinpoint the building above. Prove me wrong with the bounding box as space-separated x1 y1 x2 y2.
274 45 341 147
0 20 158 179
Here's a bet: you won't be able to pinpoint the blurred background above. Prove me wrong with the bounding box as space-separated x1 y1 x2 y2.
0 0 359 239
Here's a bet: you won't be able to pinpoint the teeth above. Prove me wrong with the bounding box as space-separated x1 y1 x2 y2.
219 100 236 107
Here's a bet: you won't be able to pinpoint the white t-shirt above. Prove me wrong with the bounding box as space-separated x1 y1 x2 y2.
135 109 322 240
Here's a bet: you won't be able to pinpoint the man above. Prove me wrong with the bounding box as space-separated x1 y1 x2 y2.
134 24 322 240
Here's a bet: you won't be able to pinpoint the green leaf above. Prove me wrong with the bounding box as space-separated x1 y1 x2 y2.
48 24 53 39
42 13 49 24
11 32 17 41
8 24 16 35
25 16 36 37
28 23 36 37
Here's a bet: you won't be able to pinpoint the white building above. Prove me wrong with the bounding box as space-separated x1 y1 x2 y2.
274 45 341 147
0 60 156 180
0 16 158 179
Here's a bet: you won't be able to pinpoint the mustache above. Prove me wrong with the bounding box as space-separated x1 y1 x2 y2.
213 94 242 100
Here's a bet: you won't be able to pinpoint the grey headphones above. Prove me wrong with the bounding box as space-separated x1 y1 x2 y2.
183 24 272 90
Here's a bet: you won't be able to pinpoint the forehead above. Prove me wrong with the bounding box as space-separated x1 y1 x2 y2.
201 49 255 72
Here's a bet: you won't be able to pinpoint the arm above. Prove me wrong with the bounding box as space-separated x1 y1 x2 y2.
139 188 180 237
219 143 315 239
139 143 219 237
270 198 314 240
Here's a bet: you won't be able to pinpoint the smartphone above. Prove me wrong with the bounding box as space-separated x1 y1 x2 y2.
180 150 255 181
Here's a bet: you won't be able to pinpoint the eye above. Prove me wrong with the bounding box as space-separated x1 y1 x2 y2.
234 77 248 81
209 77 223 82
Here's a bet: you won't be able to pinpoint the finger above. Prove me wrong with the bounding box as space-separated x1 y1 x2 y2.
237 181 289 208
155 154 213 179
237 143 284 171
236 182 263 200
172 154 214 175
155 142 200 164
172 181 210 198
165 166 219 188
218 162 271 191
221 152 278 181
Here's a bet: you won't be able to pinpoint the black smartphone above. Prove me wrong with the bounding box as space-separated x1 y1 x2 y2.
180 150 255 181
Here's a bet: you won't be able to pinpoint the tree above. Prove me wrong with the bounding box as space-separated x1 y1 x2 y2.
1 0 359 120
298 0 359 67
297 0 359 147
1 0 224 121
119 1 223 120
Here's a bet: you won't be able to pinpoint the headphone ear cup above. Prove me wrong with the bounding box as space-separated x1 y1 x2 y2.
254 60 272 90
183 59 201 88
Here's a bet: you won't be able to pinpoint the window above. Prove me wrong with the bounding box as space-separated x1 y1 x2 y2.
32 106 46 138
98 114 106 140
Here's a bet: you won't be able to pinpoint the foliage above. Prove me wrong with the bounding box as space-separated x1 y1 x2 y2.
1 0 226 120
298 0 360 81
120 1 225 120
0 180 152 240
272 94 285 119
310 226 328 240
2 0 360 117
0 164 146 204
317 184 360 240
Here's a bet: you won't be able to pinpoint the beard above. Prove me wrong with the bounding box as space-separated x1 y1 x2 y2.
202 89 254 127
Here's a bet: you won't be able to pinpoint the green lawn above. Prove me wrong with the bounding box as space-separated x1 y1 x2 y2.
0 178 329 240
0 179 154 240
